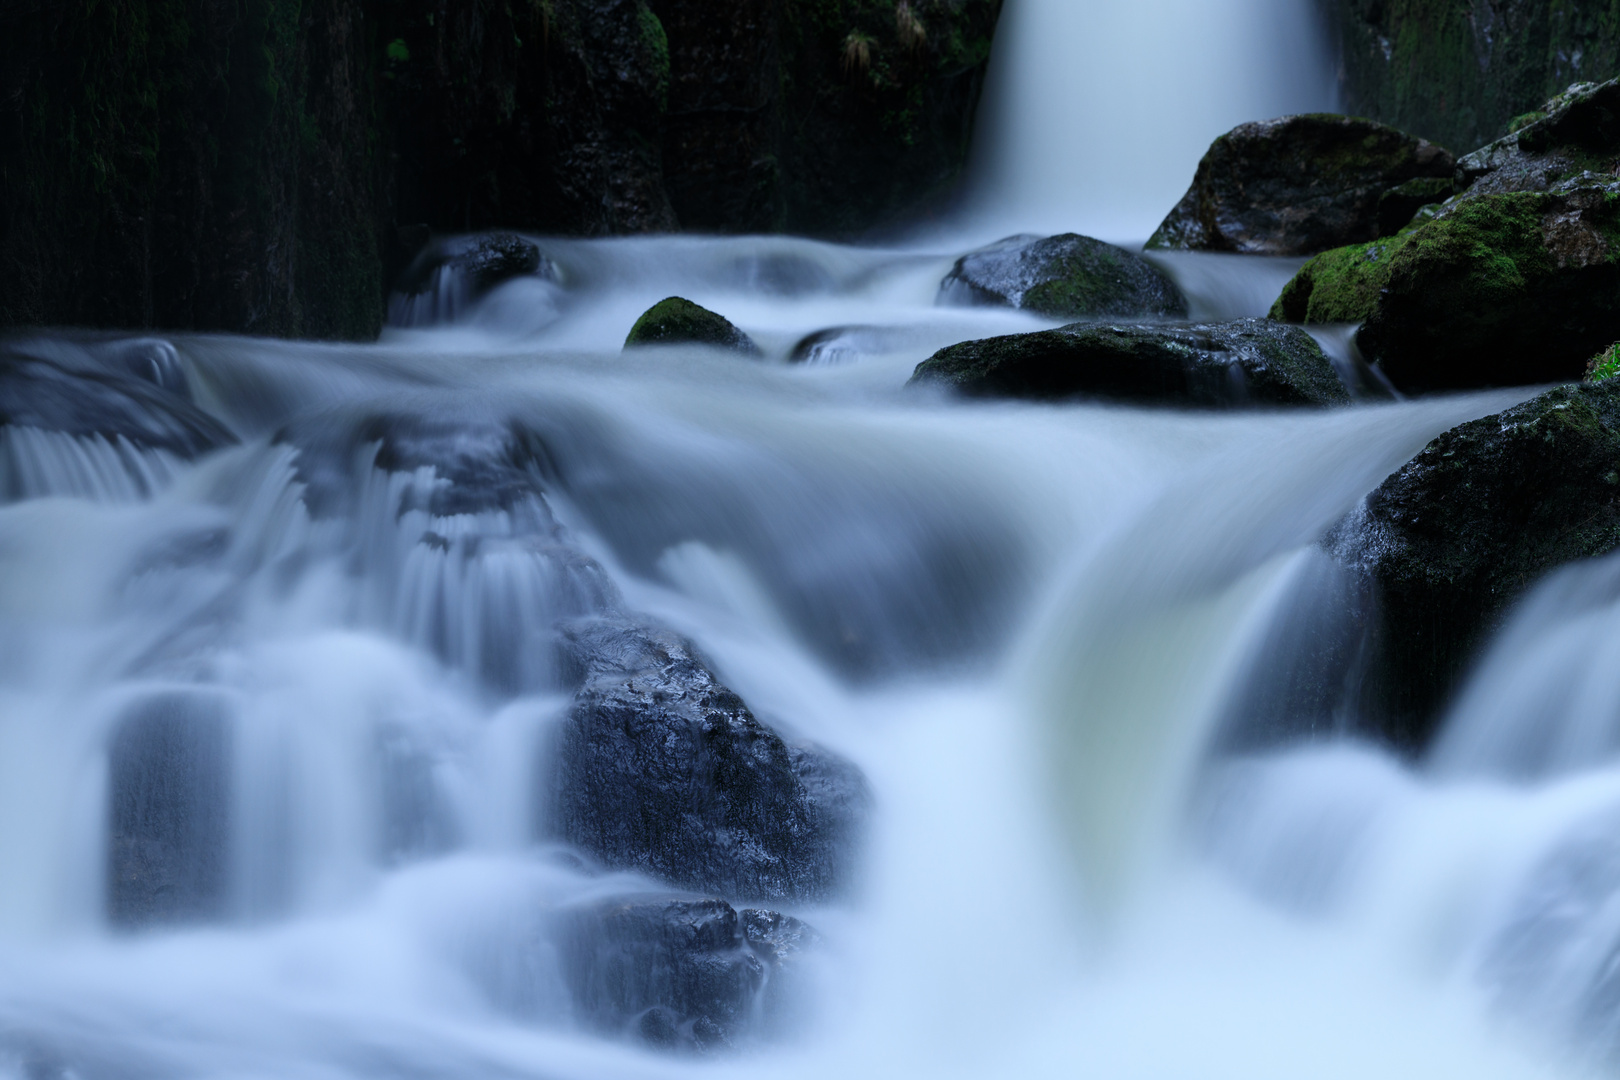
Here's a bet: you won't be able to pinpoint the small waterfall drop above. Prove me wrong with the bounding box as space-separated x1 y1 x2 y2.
961 0 1337 240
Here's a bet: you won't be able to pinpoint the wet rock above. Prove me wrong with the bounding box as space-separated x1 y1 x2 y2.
557 895 818 1050
0 341 234 458
1343 188 1620 390
396 233 554 299
939 234 1188 320
1454 80 1620 201
623 297 761 355
1326 380 1620 748
107 692 232 928
909 318 1349 408
1146 114 1454 256
547 616 868 903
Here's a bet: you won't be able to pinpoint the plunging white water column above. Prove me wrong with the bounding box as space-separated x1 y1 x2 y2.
962 0 1337 240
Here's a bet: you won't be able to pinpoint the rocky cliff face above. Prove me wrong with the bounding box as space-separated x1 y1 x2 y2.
0 0 1002 340
1328 0 1620 154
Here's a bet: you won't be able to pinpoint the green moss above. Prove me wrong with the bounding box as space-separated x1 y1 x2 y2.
1588 342 1620 382
1270 234 1415 323
624 297 760 355
386 39 411 62
638 5 670 110
1508 110 1547 133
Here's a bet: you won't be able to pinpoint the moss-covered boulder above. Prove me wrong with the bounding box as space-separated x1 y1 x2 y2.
625 297 761 355
1146 114 1454 256
1328 380 1620 748
1269 232 1417 325
939 234 1187 320
1272 188 1620 391
1360 188 1620 390
909 319 1348 408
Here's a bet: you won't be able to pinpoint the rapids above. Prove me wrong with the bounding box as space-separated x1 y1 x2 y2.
3 2 1617 1080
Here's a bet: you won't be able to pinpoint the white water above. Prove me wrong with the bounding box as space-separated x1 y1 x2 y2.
2 3 1616 1080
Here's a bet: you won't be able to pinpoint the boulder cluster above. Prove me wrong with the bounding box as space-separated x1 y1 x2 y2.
907 78 1620 751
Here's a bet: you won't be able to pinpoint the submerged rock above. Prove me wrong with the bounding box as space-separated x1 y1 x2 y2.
1327 380 1620 748
1146 114 1455 256
909 319 1348 408
547 616 868 903
938 234 1187 320
0 341 234 458
557 895 817 1050
624 297 761 355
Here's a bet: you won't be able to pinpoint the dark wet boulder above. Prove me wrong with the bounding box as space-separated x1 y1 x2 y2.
394 233 556 308
1454 80 1620 201
938 234 1187 320
1146 114 1454 256
910 319 1348 408
1327 380 1620 748
1347 188 1620 391
0 341 234 458
547 616 868 903
556 895 817 1050
623 298 761 355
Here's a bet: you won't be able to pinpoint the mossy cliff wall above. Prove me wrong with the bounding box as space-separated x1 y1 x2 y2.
1329 0 1620 153
1 0 1002 339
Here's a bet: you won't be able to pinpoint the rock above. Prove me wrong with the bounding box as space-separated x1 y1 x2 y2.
1327 0 1620 159
1348 188 1620 390
938 234 1188 320
556 895 818 1050
547 616 868 903
909 318 1349 408
1452 79 1620 201
624 298 761 355
1268 231 1416 326
1376 176 1457 235
396 233 554 299
0 341 235 458
1326 380 1620 748
1146 114 1454 256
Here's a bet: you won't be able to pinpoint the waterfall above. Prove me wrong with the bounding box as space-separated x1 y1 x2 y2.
1 3 1615 1080
961 0 1337 240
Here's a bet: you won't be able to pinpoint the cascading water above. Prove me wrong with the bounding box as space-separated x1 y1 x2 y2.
1 3 1614 1080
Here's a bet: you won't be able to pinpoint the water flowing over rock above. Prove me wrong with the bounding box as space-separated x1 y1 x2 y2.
624 298 762 355
1326 380 1620 748
910 318 1348 408
938 234 1187 320
0 338 235 459
548 617 868 904
556 896 817 1050
1146 114 1454 256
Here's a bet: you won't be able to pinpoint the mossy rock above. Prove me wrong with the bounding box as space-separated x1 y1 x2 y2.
1327 379 1620 748
939 234 1187 320
1273 188 1620 391
909 318 1348 408
624 297 761 355
1269 232 1417 324
1356 188 1620 390
1147 114 1454 256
